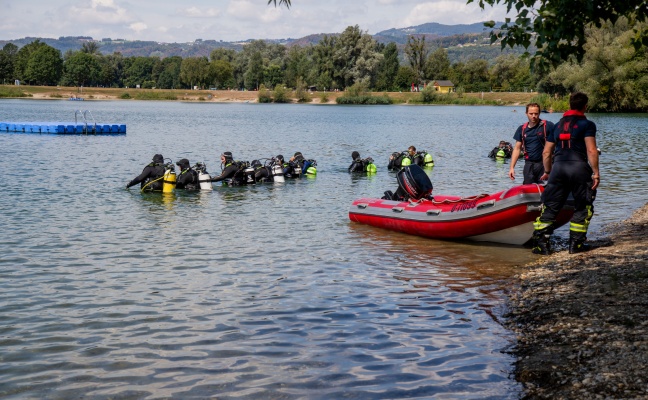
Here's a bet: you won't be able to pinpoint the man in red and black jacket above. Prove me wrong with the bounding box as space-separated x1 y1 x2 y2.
532 92 600 255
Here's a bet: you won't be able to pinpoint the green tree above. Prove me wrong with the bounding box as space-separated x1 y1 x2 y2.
24 44 63 85
208 59 234 89
374 42 400 91
80 41 101 55
97 53 124 88
394 65 416 90
14 40 47 83
312 36 336 90
541 18 648 111
244 51 265 90
0 43 18 84
123 56 158 88
264 63 284 89
425 47 451 81
471 0 648 71
180 57 209 89
333 25 383 88
156 56 182 89
210 48 236 63
404 36 428 85
489 54 532 91
62 51 101 88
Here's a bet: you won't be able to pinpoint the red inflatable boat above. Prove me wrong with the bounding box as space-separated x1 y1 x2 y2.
349 184 573 245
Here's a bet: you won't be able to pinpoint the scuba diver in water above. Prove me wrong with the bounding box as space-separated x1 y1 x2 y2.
175 158 200 190
488 140 514 160
389 146 433 170
126 153 166 191
349 151 377 173
210 152 246 185
290 152 317 176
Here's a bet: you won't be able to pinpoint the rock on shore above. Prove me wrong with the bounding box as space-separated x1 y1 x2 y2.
506 203 648 399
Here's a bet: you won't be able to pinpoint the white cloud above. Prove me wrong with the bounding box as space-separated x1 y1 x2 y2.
402 1 508 26
68 0 135 25
180 6 220 18
129 22 148 33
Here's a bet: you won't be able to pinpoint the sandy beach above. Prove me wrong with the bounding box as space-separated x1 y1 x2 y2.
507 203 648 399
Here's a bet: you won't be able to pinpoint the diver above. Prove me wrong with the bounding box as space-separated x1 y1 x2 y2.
126 153 166 191
290 152 317 175
488 141 513 159
389 146 432 170
210 152 246 185
175 158 200 190
349 151 377 173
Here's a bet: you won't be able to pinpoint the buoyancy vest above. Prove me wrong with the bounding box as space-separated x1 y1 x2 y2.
521 120 547 160
555 111 588 162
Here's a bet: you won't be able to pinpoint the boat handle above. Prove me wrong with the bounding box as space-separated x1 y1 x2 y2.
426 209 441 216
392 207 404 213
356 203 368 209
527 204 542 212
477 200 495 209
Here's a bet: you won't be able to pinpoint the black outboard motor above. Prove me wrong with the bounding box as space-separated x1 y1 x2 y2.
396 164 433 200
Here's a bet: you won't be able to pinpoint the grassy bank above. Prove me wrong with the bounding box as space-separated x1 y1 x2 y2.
0 85 536 105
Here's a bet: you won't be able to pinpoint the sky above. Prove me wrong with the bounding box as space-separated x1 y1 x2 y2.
1 0 511 43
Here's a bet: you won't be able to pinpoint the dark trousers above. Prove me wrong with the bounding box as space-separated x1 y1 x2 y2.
523 161 545 184
535 160 595 240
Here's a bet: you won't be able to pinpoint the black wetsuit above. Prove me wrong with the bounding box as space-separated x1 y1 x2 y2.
535 110 597 241
176 168 200 190
211 162 245 185
348 158 365 172
514 120 555 184
127 163 166 191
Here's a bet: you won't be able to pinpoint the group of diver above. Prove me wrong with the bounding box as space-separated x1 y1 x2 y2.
127 146 434 193
126 151 316 192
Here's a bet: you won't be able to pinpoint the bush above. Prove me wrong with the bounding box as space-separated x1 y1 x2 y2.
257 84 272 103
336 94 393 105
0 86 31 98
529 93 569 112
319 93 329 103
295 78 312 103
120 92 132 99
273 84 290 103
133 91 177 100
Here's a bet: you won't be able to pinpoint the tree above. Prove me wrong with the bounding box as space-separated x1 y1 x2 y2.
156 56 182 89
124 56 158 88
244 51 264 90
81 42 101 55
0 43 18 84
312 36 336 90
14 40 47 83
210 48 236 63
489 54 532 91
394 65 416 90
540 17 648 112
375 42 400 91
180 57 209 89
425 48 451 81
471 0 648 71
62 51 101 88
268 0 291 7
25 44 63 85
404 36 428 85
332 25 383 88
208 59 234 89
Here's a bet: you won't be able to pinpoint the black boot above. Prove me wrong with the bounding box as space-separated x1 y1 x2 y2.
532 233 551 255
569 238 590 254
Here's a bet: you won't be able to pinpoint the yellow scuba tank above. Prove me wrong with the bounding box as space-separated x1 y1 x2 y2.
496 148 506 159
401 157 412 167
162 164 176 193
423 152 434 167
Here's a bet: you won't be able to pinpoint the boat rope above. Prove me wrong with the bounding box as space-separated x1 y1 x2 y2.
409 193 490 206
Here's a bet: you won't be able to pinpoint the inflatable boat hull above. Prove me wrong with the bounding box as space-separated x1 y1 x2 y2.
349 184 573 245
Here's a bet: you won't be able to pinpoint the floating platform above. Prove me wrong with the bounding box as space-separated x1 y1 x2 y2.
0 110 126 135
0 122 126 134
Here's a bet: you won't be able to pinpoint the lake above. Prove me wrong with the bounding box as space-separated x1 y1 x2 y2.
1 99 646 399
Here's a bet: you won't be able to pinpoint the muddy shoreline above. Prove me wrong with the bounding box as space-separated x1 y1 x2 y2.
506 203 648 399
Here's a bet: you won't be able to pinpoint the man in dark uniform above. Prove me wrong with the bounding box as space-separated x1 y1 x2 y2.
509 103 555 184
175 158 199 190
532 92 600 254
126 154 166 191
210 152 244 185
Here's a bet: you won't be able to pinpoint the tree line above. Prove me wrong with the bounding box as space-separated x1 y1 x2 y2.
1 21 646 111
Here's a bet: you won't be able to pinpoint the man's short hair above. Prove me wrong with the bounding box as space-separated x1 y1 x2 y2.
569 92 589 111
408 146 416 152
526 103 541 113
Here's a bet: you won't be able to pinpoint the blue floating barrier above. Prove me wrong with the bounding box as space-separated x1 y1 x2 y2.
66 125 75 134
9 124 17 132
111 125 119 133
102 124 111 133
0 123 7 132
118 125 126 133
76 124 85 133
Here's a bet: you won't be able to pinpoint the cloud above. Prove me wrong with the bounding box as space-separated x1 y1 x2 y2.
226 0 282 24
68 0 135 25
402 1 508 26
180 6 221 18
129 22 148 34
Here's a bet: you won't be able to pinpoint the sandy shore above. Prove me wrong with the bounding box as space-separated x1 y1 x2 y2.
507 203 648 399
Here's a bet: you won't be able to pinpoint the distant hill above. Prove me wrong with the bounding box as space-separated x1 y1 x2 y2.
0 21 522 62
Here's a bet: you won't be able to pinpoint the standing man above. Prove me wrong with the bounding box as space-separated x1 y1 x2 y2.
532 92 600 255
509 103 554 184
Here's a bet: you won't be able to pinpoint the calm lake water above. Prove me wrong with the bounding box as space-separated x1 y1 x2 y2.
1 99 646 399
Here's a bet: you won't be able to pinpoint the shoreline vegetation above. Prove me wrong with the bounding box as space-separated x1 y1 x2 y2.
508 202 648 399
0 84 542 107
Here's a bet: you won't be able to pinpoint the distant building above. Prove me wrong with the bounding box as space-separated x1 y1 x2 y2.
431 80 455 93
